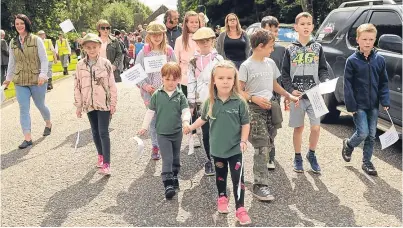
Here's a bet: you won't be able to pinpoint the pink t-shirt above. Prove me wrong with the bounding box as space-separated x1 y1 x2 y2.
100 38 108 59
174 34 200 86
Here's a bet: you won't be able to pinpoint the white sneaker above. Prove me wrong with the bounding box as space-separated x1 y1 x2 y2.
267 160 275 170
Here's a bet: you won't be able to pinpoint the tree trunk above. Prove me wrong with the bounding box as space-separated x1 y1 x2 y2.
300 0 314 18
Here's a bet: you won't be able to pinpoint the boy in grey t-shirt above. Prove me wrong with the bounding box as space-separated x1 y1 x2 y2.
239 29 299 202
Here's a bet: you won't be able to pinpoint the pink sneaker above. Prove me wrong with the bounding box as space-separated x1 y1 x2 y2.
151 147 161 160
97 155 103 168
236 207 251 225
99 163 111 176
217 196 229 214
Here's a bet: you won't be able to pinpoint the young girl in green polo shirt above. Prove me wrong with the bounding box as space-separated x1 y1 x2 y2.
184 60 252 225
138 62 191 200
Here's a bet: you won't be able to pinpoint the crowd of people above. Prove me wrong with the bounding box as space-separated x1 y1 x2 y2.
1 8 390 225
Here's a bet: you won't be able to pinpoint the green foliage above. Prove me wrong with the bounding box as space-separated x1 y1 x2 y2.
101 2 134 31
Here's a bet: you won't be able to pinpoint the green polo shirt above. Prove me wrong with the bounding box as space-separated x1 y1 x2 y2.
149 87 189 135
201 93 250 158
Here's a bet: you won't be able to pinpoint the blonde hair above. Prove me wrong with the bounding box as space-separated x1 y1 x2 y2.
182 11 200 51
295 12 313 24
96 19 110 31
206 60 245 118
224 13 242 36
145 32 168 54
356 23 377 38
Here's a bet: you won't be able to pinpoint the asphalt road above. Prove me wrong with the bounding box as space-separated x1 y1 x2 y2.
1 76 401 226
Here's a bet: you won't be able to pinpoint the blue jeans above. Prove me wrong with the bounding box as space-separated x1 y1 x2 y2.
15 84 51 134
348 109 378 163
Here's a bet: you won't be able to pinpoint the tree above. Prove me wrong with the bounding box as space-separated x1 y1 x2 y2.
101 2 134 31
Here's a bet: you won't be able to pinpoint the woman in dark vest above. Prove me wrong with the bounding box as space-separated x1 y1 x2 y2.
2 14 52 149
216 13 251 69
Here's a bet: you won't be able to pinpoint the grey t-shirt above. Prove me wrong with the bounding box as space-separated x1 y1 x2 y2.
239 57 281 100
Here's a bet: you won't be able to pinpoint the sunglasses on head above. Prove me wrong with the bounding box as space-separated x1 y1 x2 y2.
100 26 111 30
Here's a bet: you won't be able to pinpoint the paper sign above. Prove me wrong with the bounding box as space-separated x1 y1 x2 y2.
74 131 80 152
379 125 399 150
1 85 6 103
121 64 147 86
237 155 244 201
129 59 134 64
188 134 194 155
319 77 339 95
306 86 329 118
144 55 167 74
59 19 75 33
133 136 145 159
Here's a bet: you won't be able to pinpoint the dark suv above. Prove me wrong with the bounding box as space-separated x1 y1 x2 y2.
315 0 402 135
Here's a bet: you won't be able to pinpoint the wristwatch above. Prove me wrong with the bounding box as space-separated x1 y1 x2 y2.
248 95 253 103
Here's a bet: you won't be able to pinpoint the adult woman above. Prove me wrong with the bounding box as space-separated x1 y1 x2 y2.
3 14 52 149
174 11 200 95
216 13 251 69
96 19 122 82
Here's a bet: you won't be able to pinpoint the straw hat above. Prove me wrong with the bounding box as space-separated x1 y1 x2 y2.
193 27 215 40
81 33 101 45
146 21 167 34
37 30 45 35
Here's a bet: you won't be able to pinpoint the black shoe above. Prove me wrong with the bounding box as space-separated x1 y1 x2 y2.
18 140 33 149
163 179 176 199
47 78 53 91
173 176 180 190
362 162 378 176
43 126 52 136
342 138 354 162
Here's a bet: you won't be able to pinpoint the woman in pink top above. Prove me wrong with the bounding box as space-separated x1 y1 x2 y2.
174 11 200 95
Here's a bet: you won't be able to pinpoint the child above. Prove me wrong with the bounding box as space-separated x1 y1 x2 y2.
342 23 390 176
260 15 287 170
136 21 176 160
239 29 299 201
184 60 252 225
134 36 144 60
74 33 117 176
174 10 200 94
187 27 224 176
138 62 191 199
281 12 330 173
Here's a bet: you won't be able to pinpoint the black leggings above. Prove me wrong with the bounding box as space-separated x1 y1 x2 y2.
87 110 111 163
212 154 245 209
181 84 198 134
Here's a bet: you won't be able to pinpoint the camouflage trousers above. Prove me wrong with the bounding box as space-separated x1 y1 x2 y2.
249 103 276 186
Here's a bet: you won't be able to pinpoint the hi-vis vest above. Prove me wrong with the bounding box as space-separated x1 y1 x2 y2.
57 39 69 55
44 39 54 61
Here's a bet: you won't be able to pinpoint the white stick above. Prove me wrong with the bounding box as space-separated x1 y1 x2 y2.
237 154 244 201
74 131 80 152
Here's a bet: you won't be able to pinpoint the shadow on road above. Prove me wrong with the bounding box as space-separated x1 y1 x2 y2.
321 115 402 171
247 162 357 226
50 128 115 151
40 169 110 227
346 166 402 221
1 137 46 170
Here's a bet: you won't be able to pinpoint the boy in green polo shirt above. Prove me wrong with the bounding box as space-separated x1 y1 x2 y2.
138 62 191 200
184 60 252 225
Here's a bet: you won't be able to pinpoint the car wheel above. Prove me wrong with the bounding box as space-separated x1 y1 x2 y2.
321 92 340 123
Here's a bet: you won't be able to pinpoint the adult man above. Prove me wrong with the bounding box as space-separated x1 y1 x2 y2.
0 30 8 85
55 32 71 75
121 30 130 70
164 10 182 49
38 30 57 91
75 31 86 57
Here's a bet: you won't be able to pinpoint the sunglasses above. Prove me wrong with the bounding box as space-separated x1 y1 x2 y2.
100 26 111 30
228 18 237 22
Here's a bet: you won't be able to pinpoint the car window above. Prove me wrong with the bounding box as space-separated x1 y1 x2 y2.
369 11 402 44
278 27 297 42
348 11 369 47
316 10 354 43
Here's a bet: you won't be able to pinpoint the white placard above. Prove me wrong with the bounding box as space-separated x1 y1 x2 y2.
1 85 6 103
74 131 80 152
188 134 194 155
59 19 75 33
306 86 329 118
133 136 145 159
120 64 148 86
319 77 339 94
144 55 167 74
129 58 134 64
379 125 399 150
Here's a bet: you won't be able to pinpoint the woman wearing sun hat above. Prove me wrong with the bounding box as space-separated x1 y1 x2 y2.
74 33 117 176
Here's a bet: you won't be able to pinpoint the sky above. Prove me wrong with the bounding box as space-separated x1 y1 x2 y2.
138 0 178 11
